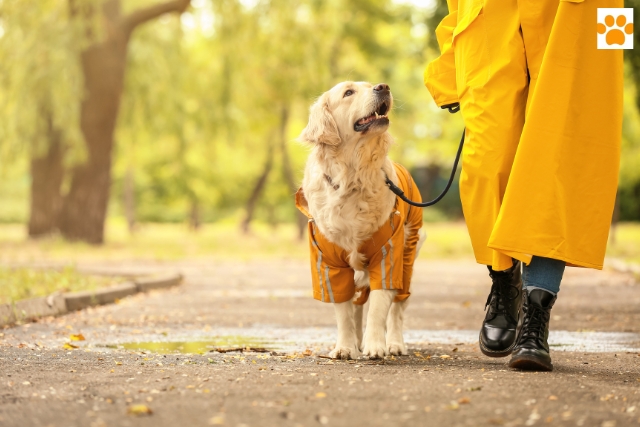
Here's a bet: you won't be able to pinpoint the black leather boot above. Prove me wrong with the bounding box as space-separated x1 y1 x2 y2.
509 289 557 371
479 261 522 357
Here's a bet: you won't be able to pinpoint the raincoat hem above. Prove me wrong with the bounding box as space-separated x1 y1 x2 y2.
487 244 604 270
313 289 355 304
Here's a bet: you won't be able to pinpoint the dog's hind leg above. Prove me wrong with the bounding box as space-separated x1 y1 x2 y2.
329 301 360 360
387 299 408 355
362 289 395 359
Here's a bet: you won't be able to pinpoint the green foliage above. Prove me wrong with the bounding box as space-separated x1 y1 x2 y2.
0 0 101 164
109 0 464 224
1 0 639 226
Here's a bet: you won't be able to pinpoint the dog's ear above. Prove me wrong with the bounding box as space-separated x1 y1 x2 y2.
299 95 341 146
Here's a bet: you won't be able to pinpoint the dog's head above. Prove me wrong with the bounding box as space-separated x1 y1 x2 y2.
299 81 393 146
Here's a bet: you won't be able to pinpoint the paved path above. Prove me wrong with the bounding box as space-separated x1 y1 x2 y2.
1 259 640 427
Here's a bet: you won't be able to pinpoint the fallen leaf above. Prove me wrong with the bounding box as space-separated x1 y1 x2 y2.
63 343 78 350
127 404 152 416
315 392 327 398
208 415 224 425
548 395 558 401
467 386 482 392
70 334 85 341
115 361 123 366
458 397 471 404
447 401 460 410
452 348 458 352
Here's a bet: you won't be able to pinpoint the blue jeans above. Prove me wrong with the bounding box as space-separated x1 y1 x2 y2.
522 256 566 295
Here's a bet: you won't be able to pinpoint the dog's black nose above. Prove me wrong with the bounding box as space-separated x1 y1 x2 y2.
373 83 390 92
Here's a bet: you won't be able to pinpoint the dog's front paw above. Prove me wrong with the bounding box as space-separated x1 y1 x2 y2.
362 340 388 359
329 345 360 360
387 342 407 356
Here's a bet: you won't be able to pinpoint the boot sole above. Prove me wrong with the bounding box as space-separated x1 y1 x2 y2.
509 354 553 372
478 332 515 358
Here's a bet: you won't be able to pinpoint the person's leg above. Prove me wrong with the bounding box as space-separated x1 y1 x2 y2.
455 0 530 272
453 0 528 356
509 256 565 371
522 256 565 295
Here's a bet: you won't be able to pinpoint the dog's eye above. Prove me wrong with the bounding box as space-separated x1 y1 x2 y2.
343 89 355 98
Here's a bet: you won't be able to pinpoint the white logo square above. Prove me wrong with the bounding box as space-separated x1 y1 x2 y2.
597 8 634 49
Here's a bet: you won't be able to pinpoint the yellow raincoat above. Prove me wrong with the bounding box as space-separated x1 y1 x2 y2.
424 0 623 271
296 163 423 305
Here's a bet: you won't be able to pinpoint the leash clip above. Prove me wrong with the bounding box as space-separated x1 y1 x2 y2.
441 103 461 114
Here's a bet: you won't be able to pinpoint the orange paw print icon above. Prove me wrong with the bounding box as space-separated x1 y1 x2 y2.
597 14 633 46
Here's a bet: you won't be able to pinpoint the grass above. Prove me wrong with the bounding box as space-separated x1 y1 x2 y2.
0 219 638 264
0 266 123 305
0 218 478 263
608 222 640 265
0 220 638 304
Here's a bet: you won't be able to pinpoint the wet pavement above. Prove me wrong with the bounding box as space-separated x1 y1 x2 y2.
1 259 640 426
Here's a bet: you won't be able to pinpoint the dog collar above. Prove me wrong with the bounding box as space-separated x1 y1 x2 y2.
324 174 340 190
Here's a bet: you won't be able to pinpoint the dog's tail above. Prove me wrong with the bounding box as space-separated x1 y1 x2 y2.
347 251 366 272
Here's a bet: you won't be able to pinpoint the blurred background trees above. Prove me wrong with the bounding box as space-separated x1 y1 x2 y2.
0 0 639 245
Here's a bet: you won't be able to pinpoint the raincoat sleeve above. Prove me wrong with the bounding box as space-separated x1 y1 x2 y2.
423 0 459 107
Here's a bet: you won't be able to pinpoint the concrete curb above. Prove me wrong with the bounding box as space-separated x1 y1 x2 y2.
65 282 138 312
1 272 183 327
135 273 183 292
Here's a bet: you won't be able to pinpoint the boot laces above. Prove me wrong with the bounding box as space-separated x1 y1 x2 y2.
484 270 520 324
519 302 548 345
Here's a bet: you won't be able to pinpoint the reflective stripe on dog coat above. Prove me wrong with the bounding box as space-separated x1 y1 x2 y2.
295 162 423 305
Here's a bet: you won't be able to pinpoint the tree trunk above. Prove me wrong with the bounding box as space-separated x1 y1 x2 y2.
189 197 201 231
28 116 64 238
58 0 191 244
124 166 136 234
242 138 275 234
58 30 127 243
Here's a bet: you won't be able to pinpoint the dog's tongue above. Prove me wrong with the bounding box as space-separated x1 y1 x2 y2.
358 113 376 125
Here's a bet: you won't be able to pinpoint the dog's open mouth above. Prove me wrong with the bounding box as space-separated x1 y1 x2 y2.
354 101 390 132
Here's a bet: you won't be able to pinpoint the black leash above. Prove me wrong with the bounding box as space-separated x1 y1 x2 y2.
385 103 465 208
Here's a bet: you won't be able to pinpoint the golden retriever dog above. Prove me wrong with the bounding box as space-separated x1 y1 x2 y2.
296 81 425 359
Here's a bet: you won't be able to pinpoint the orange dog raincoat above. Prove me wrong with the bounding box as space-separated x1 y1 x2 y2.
296 163 423 305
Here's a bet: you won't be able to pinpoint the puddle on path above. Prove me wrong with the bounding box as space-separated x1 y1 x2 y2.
108 327 640 355
117 336 279 355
